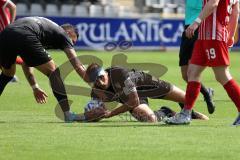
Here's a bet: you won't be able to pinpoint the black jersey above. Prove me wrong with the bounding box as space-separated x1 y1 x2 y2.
91 66 172 104
6 17 74 50
0 17 74 68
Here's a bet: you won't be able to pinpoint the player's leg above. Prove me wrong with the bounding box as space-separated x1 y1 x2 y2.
130 104 157 122
128 98 156 122
184 45 207 105
212 66 232 85
10 57 23 83
165 40 208 124
179 46 215 114
0 64 16 95
179 28 192 82
179 29 215 114
209 40 240 125
34 60 79 121
16 57 23 65
212 66 240 125
180 65 188 82
162 85 209 120
162 85 185 103
183 64 206 111
19 35 80 122
0 33 18 92
34 60 68 108
182 65 215 114
165 63 206 124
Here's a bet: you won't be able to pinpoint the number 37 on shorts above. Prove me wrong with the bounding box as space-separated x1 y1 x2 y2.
190 40 230 67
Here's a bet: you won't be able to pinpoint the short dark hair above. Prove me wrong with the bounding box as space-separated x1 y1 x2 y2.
61 23 79 39
86 63 101 76
86 63 103 83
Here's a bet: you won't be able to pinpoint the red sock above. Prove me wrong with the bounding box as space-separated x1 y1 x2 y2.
184 81 201 110
16 57 23 65
223 79 240 112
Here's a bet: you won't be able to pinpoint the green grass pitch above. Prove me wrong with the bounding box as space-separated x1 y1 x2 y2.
1 50 240 160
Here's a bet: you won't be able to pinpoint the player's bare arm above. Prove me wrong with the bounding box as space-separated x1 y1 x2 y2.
22 63 48 104
104 91 140 118
6 0 16 23
186 0 220 38
197 0 220 21
227 1 239 47
64 47 88 82
104 73 140 118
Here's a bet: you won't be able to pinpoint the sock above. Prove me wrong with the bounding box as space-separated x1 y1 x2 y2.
52 91 69 112
200 83 209 99
223 79 240 112
16 57 23 65
179 102 196 117
0 73 13 95
49 68 70 112
184 81 201 110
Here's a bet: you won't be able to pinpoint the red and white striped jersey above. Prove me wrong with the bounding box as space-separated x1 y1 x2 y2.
198 0 239 42
0 0 11 32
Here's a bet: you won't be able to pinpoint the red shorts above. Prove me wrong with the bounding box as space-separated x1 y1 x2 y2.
190 40 229 67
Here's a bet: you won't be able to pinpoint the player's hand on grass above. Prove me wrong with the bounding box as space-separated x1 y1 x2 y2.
33 88 48 104
186 22 199 39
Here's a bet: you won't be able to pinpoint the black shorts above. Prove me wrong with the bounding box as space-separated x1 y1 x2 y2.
137 79 173 105
179 25 199 66
129 79 172 115
0 27 51 69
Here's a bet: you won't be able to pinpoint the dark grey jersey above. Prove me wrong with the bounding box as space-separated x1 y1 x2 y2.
7 17 74 50
0 17 75 68
91 66 172 104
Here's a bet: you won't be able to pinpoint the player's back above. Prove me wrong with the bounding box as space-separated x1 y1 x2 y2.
6 17 71 49
8 17 62 38
198 0 236 42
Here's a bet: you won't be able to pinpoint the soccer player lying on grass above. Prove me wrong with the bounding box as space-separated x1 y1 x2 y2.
80 63 210 122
